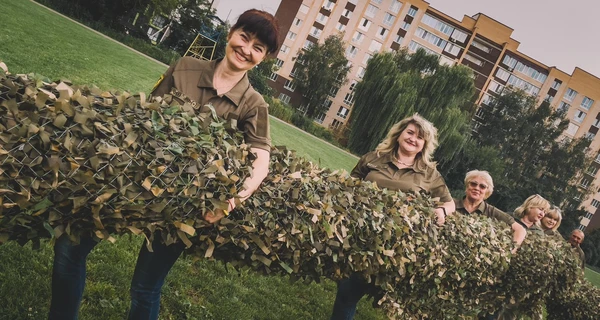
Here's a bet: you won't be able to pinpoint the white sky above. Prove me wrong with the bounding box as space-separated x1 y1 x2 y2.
215 0 600 77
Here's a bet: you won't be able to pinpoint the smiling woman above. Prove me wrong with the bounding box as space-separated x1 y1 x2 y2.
47 8 281 320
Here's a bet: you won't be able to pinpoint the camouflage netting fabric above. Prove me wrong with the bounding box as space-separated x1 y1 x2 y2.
0 68 597 319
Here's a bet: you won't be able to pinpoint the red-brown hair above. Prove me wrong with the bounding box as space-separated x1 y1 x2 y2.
231 9 280 55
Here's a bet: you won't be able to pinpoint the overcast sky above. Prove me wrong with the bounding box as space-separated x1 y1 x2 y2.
215 0 600 78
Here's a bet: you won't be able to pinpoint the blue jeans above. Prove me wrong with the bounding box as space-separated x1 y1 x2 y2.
330 273 371 320
128 235 185 320
49 235 99 320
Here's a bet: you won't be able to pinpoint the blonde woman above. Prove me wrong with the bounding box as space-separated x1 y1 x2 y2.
497 194 551 320
540 206 562 239
330 114 454 320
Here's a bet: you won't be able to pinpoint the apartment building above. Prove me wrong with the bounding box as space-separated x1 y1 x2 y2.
270 0 600 230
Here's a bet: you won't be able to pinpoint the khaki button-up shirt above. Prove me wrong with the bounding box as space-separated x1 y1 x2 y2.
351 151 452 202
151 57 271 151
454 198 515 226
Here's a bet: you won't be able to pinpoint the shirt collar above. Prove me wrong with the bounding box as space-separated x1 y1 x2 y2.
197 59 251 107
456 197 486 214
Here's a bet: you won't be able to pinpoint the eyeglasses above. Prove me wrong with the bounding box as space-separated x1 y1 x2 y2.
468 181 488 190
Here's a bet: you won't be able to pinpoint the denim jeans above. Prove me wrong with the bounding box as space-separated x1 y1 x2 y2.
330 273 371 320
128 235 185 320
49 235 99 320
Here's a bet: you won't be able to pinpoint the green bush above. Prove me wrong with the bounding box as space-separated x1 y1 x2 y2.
266 96 294 123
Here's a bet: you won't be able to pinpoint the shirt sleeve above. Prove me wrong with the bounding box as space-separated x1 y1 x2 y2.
350 153 373 179
240 98 271 152
491 207 516 226
150 61 177 98
428 170 453 203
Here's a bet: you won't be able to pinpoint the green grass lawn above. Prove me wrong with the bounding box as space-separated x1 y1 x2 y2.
0 1 376 319
585 267 600 287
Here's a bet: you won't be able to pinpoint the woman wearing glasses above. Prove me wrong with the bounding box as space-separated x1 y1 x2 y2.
454 170 527 246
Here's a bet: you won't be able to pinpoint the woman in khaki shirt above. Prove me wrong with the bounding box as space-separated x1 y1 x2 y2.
330 113 455 320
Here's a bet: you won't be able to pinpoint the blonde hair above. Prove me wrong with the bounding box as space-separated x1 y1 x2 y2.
514 194 551 219
542 206 562 231
464 170 494 199
375 113 438 169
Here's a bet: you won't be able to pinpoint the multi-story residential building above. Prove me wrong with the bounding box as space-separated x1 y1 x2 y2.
270 0 600 230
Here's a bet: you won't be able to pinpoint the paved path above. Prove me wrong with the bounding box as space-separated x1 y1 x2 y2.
32 0 358 160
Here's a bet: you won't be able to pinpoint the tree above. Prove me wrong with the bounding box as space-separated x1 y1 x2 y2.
248 58 276 96
292 34 350 118
161 0 220 55
474 90 593 211
347 48 476 162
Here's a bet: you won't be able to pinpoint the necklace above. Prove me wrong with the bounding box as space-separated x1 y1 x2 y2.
396 158 414 167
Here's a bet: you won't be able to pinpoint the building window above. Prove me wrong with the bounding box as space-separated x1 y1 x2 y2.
502 55 518 69
389 0 402 14
371 0 383 4
408 40 439 56
471 41 491 53
342 9 352 18
407 6 418 17
592 199 600 208
331 119 343 129
422 13 453 36
564 88 578 102
359 18 372 31
368 40 382 52
314 112 326 124
329 86 339 97
464 54 484 66
268 72 278 81
346 45 358 58
294 18 302 27
400 21 411 30
290 64 300 77
309 26 323 38
450 29 468 42
284 79 296 92
566 123 579 136
415 27 447 49
488 81 504 94
280 44 290 54
580 178 591 189
349 80 357 91
514 61 548 83
287 31 297 41
316 13 328 24
544 94 554 103
586 132 596 140
366 4 378 18
551 79 562 90
376 27 389 40
322 99 333 109
352 31 364 44
475 107 485 119
335 22 346 32
507 74 541 96
357 66 366 79
582 97 595 110
299 4 309 14
558 101 571 113
394 34 404 44
278 93 291 104
363 53 372 65
444 43 460 56
337 106 349 119
574 110 587 123
343 92 355 105
274 58 284 69
588 166 599 176
303 39 314 49
323 0 335 10
383 13 396 26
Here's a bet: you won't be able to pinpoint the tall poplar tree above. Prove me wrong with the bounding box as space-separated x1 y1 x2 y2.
292 34 350 118
347 48 476 162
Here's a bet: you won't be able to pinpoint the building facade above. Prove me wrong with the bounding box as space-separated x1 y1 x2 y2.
271 0 600 230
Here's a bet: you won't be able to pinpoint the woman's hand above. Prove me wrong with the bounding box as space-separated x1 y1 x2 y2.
203 199 236 223
435 207 446 226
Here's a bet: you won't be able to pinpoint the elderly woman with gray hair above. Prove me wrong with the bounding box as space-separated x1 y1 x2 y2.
453 170 527 246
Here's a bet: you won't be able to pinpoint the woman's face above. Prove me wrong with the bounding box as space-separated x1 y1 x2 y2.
397 124 425 157
465 176 489 204
225 28 267 72
541 215 558 230
525 206 546 223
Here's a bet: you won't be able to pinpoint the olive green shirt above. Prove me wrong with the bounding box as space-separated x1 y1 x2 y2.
453 198 515 226
151 56 271 151
515 219 544 235
575 245 586 270
351 151 452 202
